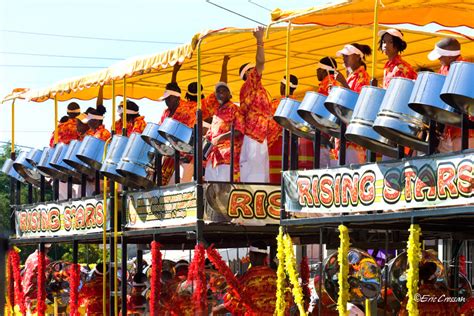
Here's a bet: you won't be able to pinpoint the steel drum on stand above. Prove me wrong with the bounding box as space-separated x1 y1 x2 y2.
273 98 314 139
440 61 474 116
373 77 429 153
324 86 360 124
158 118 194 153
76 136 106 170
1 158 25 183
49 143 82 183
346 86 398 157
36 146 67 181
12 150 42 186
141 122 175 156
100 135 137 187
25 148 43 167
116 132 156 189
408 72 462 126
297 91 341 138
63 140 95 176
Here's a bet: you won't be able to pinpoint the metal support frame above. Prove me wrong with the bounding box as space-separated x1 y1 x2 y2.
290 133 298 170
313 130 321 169
121 236 128 315
461 113 470 150
230 124 235 183
27 183 33 204
339 123 347 166
67 176 73 199
174 151 180 184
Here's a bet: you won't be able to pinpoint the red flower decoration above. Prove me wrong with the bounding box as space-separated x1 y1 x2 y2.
9 249 26 315
36 250 46 316
69 263 80 316
187 243 207 313
150 241 162 316
300 256 311 311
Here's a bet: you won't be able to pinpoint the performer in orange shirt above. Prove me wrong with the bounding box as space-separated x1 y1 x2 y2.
333 43 373 165
85 105 111 142
114 100 147 136
378 29 417 89
205 56 245 182
75 113 90 141
428 38 473 152
316 56 341 96
79 263 110 316
49 102 81 147
239 26 275 183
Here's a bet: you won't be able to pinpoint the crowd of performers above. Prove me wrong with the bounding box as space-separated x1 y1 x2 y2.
46 27 472 196
8 241 474 315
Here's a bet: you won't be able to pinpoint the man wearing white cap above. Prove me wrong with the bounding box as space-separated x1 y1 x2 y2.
429 37 474 152
238 26 273 183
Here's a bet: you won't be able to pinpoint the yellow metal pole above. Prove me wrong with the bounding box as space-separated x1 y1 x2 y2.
102 173 108 316
285 22 292 97
365 299 372 316
54 296 58 316
112 82 116 133
122 78 127 136
371 0 380 82
54 96 59 145
114 181 119 316
11 100 15 154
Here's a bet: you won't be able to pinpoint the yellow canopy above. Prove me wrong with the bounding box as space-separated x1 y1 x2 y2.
19 25 473 104
271 0 474 29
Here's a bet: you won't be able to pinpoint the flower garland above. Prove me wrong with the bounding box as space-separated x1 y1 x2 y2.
407 224 421 316
69 263 80 316
150 241 162 316
187 243 207 314
275 227 287 316
37 249 46 316
9 248 26 315
283 233 307 315
337 224 350 316
7 250 14 315
300 256 311 311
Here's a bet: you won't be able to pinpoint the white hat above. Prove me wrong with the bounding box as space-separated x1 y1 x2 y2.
378 28 404 40
336 44 365 59
215 81 231 93
158 89 181 101
427 38 461 61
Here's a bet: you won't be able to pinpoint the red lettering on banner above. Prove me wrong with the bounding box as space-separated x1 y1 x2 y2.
403 167 417 202
341 174 359 206
41 210 49 232
96 202 104 227
19 211 28 232
311 177 320 207
267 192 280 219
228 191 253 218
254 191 266 218
64 206 73 231
319 175 334 207
437 164 457 199
297 177 313 206
30 210 38 232
457 161 473 197
76 205 85 229
85 203 95 228
414 166 437 201
49 208 61 232
383 169 401 203
359 171 375 205
334 175 341 207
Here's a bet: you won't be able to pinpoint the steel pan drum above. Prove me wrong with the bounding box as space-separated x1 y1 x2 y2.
13 151 41 186
25 148 43 167
440 61 474 115
373 78 429 152
63 140 95 176
324 86 359 124
49 143 82 183
297 91 341 138
346 86 398 157
77 136 106 170
116 132 156 189
408 72 461 126
1 158 25 183
100 135 137 187
273 98 314 139
37 146 67 181
158 118 194 153
141 122 175 156
323 248 381 304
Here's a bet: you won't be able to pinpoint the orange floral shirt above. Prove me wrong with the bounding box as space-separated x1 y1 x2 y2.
347 65 371 93
438 55 465 75
159 94 218 128
318 74 341 96
206 96 245 168
239 68 274 144
383 54 417 89
224 266 278 316
114 116 147 136
92 125 111 142
49 117 79 147
79 274 109 316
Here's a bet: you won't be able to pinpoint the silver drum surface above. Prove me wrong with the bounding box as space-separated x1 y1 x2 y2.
100 135 137 187
273 98 314 139
77 136 106 170
346 86 398 158
49 143 82 183
297 91 341 138
1 158 25 183
324 86 359 124
373 78 428 152
13 150 41 186
408 72 461 126
440 61 474 115
141 122 175 156
158 118 194 153
25 148 43 167
37 146 67 181
116 132 156 189
63 140 95 176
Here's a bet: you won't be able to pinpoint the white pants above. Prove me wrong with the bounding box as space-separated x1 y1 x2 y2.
169 162 194 184
205 163 231 182
240 136 269 183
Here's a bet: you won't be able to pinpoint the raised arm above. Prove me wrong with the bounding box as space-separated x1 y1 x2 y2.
171 62 182 83
220 55 230 83
96 85 104 107
253 26 265 75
